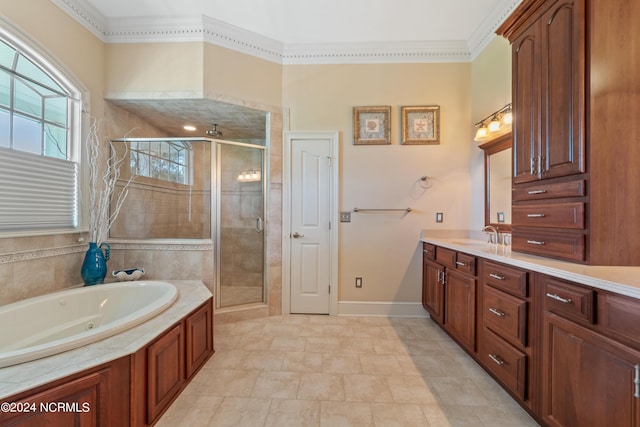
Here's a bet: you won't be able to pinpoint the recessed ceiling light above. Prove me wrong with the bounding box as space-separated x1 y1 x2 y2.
183 125 197 131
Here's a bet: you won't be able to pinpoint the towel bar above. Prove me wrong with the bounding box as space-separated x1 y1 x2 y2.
353 207 412 213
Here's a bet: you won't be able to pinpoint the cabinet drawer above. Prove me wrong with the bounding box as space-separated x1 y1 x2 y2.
512 202 585 229
513 179 585 201
599 293 640 349
480 327 527 400
483 260 528 298
436 247 456 269
455 252 476 276
423 243 436 260
483 285 527 347
542 276 595 324
512 230 585 262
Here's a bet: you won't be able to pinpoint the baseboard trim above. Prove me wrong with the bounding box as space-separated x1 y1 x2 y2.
338 301 429 318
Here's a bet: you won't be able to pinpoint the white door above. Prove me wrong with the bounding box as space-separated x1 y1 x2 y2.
288 136 334 314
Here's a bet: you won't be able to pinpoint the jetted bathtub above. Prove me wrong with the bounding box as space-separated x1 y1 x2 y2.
0 280 178 368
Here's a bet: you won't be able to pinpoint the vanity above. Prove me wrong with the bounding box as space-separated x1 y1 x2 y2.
421 235 640 426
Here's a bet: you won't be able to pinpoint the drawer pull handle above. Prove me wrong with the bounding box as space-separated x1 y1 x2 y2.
528 189 547 195
488 307 505 317
456 261 467 267
489 273 505 280
546 292 572 304
527 240 545 245
489 354 505 366
527 213 546 218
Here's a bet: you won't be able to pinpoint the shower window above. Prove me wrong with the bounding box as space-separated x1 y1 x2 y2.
129 140 191 185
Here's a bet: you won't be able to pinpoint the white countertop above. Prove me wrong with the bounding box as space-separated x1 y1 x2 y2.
421 230 640 300
0 280 212 400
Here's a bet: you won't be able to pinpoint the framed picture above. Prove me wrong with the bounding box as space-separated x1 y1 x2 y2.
353 106 391 145
401 105 440 145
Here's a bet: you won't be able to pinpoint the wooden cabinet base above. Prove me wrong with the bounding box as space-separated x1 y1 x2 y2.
1 297 214 427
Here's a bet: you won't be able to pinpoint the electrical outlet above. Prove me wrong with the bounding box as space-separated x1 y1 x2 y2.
355 277 363 288
340 211 351 222
436 212 444 223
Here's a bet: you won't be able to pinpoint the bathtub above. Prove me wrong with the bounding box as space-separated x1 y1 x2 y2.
0 280 178 368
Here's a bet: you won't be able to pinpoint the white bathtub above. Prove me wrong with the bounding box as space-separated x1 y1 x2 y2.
0 281 178 368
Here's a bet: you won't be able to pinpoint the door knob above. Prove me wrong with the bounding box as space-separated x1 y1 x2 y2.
291 232 304 238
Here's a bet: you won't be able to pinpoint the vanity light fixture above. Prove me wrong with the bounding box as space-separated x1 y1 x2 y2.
237 169 261 182
474 103 512 142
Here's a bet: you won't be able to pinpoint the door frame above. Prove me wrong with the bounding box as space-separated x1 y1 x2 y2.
283 131 339 315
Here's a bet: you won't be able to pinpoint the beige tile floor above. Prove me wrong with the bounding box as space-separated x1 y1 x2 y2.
156 315 540 427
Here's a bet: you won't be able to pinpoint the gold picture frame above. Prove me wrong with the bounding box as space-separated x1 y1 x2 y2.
401 105 440 145
353 106 391 145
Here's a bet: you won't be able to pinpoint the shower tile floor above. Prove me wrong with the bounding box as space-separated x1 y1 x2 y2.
156 315 539 427
219 285 263 307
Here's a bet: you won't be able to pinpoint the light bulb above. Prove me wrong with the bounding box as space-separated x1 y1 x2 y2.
488 119 501 132
474 126 489 141
502 112 513 125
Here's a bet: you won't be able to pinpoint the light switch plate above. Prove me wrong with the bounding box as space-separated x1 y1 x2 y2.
436 212 444 223
340 211 351 222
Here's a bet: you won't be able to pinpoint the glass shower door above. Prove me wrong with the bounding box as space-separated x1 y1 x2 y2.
217 142 265 308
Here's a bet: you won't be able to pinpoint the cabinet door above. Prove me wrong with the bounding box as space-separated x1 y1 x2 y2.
542 313 640 427
147 323 185 423
186 300 214 378
0 357 130 427
512 21 540 184
423 259 445 324
444 270 476 352
540 0 585 180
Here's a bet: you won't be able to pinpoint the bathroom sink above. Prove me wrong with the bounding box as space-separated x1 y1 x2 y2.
449 240 487 247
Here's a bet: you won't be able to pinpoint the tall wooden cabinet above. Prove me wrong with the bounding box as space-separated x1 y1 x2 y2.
498 0 640 265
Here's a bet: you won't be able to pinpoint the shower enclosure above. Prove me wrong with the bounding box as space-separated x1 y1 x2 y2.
216 141 266 308
109 137 266 309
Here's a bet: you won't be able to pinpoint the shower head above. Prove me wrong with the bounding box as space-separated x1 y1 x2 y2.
206 124 223 138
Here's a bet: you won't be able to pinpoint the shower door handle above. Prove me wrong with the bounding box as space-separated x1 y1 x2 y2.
256 217 263 233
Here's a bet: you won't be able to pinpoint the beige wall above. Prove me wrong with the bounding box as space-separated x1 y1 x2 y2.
283 63 472 303
0 0 510 312
105 42 204 96
204 44 283 108
470 36 512 231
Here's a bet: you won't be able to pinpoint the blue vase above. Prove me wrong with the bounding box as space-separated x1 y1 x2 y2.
81 242 111 286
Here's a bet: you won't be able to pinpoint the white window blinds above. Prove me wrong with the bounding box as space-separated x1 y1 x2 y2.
0 147 78 231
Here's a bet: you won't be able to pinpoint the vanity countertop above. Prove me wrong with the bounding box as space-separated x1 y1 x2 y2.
421 230 640 300
0 280 212 400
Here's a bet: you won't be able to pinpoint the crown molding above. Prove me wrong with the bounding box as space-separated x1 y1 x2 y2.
282 40 470 65
468 0 523 59
51 0 520 64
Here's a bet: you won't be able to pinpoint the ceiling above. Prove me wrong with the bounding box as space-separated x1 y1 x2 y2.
57 0 521 140
108 99 269 141
83 0 510 45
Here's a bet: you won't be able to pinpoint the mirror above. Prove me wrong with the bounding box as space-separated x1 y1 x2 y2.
480 132 512 231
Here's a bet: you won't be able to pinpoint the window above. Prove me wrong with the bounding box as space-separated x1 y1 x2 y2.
129 140 192 185
0 24 82 233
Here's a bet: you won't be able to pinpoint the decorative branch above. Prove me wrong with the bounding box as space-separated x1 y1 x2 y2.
86 118 135 244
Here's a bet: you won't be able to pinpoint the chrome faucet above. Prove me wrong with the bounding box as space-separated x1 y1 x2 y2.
481 225 499 244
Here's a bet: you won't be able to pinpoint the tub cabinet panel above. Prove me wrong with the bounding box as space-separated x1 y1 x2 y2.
0 356 130 427
134 297 215 426
186 298 214 378
147 323 185 423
